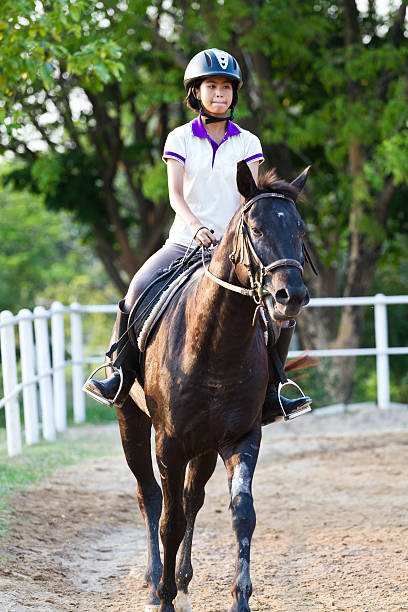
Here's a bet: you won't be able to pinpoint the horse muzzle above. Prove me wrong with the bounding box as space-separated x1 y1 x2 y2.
262 283 309 322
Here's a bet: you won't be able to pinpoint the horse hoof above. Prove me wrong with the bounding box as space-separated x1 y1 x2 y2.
174 591 192 612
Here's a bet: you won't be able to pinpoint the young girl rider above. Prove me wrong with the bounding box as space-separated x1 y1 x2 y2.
84 48 312 422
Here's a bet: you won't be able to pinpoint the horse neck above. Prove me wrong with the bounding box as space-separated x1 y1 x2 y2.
186 227 258 359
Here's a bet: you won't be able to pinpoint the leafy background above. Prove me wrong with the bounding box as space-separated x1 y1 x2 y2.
0 0 407 408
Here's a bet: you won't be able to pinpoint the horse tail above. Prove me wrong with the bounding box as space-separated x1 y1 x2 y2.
285 352 319 378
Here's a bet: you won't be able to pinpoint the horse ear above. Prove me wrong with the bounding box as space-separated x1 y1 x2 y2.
291 165 311 194
237 161 257 200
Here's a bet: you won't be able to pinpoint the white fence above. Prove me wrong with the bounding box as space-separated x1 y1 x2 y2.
1 295 407 456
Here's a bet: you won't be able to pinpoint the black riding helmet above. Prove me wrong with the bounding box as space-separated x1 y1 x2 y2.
184 49 243 124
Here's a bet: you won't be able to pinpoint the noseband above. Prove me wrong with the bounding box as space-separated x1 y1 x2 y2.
202 192 316 308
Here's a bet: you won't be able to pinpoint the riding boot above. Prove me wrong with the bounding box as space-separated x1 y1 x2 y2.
83 300 140 407
262 321 312 425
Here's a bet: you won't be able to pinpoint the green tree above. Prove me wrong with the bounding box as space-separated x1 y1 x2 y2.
0 179 117 312
1 0 407 400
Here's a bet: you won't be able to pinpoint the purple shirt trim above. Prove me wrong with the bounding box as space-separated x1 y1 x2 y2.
225 120 242 138
163 151 186 164
191 116 241 138
191 116 208 138
245 153 263 163
191 115 242 167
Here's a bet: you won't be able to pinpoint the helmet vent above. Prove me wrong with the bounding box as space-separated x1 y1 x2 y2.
213 48 228 69
204 51 212 67
233 59 237 69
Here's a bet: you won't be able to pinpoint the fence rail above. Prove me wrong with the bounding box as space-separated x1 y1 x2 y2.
1 294 407 456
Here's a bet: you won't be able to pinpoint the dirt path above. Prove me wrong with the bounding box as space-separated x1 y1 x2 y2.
1 405 408 611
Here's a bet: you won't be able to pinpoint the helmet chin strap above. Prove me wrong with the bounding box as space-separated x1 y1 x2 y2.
199 101 234 124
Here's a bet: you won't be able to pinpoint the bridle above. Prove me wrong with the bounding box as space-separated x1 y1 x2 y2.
202 190 317 414
202 191 317 311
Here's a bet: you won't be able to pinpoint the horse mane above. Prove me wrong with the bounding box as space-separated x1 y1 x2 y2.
258 168 299 202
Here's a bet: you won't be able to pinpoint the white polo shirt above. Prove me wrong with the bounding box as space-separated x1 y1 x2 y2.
162 116 264 247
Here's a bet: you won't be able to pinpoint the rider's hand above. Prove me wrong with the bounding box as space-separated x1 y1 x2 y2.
194 227 217 248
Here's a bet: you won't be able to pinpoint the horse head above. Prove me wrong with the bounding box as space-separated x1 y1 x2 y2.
234 160 312 323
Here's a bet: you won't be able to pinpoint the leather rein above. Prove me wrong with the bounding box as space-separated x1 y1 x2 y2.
202 192 318 307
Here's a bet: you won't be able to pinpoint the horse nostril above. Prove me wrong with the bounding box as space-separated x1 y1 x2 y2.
275 289 289 305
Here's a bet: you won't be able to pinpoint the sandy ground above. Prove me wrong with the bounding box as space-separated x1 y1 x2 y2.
1 404 408 612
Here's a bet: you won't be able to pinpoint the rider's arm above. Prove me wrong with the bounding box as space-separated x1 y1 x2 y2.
167 159 217 247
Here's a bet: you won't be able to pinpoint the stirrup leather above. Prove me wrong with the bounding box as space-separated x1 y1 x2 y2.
277 379 312 421
82 361 124 407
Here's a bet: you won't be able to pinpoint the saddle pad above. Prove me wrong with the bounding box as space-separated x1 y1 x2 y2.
127 250 210 352
137 261 201 351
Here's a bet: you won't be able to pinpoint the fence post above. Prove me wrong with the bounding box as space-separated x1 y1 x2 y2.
33 306 56 441
0 311 22 456
51 302 67 432
374 293 390 410
18 309 40 445
70 302 85 423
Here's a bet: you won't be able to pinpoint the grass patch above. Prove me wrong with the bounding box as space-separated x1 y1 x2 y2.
0 423 121 536
72 394 118 425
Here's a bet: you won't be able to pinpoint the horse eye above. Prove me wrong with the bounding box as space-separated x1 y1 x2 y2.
251 227 263 237
298 220 307 235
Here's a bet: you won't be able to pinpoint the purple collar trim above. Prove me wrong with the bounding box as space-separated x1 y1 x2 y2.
191 115 241 168
191 115 241 139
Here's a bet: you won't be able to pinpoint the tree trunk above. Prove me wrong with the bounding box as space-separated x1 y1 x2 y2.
103 184 140 276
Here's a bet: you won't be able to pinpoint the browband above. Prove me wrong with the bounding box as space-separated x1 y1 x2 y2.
242 192 296 213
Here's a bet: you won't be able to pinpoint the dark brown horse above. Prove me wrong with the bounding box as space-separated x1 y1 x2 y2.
114 161 311 612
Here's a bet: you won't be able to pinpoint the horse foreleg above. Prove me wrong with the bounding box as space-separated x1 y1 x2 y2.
220 425 261 612
156 435 187 612
174 450 218 611
116 397 163 610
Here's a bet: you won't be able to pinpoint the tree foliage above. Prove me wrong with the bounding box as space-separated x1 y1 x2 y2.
1 0 407 400
0 177 117 312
